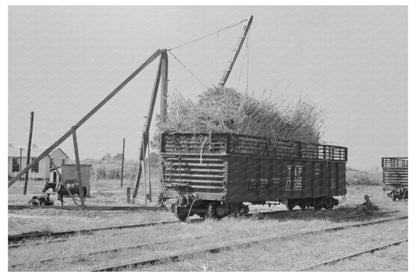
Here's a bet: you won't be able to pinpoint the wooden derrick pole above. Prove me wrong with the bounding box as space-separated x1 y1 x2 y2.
133 54 163 199
23 111 34 195
72 127 85 209
48 155 79 207
160 50 168 123
9 49 162 187
147 140 152 202
121 138 125 188
143 141 147 206
218 15 253 88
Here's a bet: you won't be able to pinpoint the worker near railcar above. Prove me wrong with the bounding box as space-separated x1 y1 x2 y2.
358 194 378 214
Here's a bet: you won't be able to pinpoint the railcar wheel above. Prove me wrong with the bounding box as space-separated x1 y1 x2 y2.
324 204 334 210
174 205 188 222
299 203 307 210
206 202 218 219
197 213 206 219
314 204 322 211
286 202 295 211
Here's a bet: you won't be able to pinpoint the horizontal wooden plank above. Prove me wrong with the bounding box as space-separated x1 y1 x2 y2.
164 178 224 184
164 157 225 162
167 162 226 168
163 167 226 173
164 173 225 179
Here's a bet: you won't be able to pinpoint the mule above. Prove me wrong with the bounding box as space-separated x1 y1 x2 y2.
42 182 87 206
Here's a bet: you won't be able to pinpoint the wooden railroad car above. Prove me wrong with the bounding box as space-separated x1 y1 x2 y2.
382 157 408 201
160 133 348 221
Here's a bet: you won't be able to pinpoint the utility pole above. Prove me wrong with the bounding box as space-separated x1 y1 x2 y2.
23 112 34 195
19 147 23 182
218 15 253 88
121 138 125 188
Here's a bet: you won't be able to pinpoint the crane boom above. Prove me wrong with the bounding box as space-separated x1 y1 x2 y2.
218 15 253 88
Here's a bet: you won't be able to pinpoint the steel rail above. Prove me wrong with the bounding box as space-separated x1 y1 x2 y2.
8 209 399 248
9 211 384 268
296 238 408 271
91 216 408 271
10 235 205 269
8 218 202 245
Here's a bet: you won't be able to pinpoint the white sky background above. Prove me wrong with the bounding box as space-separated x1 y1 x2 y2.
8 6 407 170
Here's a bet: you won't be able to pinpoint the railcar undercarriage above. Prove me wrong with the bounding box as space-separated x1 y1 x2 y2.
165 195 340 221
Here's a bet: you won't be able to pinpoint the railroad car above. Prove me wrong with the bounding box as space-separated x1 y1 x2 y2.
382 157 408 201
160 133 348 221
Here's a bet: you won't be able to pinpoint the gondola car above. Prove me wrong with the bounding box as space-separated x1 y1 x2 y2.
382 157 408 201
160 133 348 221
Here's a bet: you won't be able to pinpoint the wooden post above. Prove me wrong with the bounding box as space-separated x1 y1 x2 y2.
48 155 79 207
160 50 168 123
147 141 152 202
126 187 131 203
133 55 163 199
23 112 34 195
141 139 147 206
71 127 85 209
121 138 125 188
19 147 23 183
8 49 162 187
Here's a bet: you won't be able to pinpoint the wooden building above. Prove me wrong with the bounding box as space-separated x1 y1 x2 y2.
8 147 70 180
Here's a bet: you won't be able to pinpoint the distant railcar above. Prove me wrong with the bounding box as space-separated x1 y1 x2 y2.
382 157 408 201
160 133 348 221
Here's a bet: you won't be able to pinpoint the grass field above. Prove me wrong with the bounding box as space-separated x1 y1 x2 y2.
8 166 408 271
8 181 408 271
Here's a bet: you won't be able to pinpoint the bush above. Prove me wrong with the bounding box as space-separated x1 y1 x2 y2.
84 153 159 181
346 168 381 186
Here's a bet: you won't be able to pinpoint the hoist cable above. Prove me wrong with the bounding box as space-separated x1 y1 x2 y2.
168 50 209 89
168 18 248 51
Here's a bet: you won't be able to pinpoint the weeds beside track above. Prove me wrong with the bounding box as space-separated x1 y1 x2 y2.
296 238 408 271
91 216 407 271
8 219 203 246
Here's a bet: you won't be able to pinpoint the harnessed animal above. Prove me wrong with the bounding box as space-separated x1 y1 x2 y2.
42 182 87 206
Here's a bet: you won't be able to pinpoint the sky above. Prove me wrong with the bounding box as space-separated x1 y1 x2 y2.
8 6 407 170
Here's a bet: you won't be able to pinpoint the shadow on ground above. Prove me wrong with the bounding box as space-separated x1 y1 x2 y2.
245 206 401 223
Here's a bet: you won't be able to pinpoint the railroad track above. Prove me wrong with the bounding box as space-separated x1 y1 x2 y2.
9 214 406 270
10 235 205 269
90 215 407 272
8 219 203 246
8 209 291 248
8 209 397 249
296 238 408 271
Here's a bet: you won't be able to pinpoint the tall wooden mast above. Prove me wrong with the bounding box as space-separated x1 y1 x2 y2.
218 15 253 88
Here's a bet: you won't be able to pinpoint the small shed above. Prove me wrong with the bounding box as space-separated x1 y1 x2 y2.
50 164 92 196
